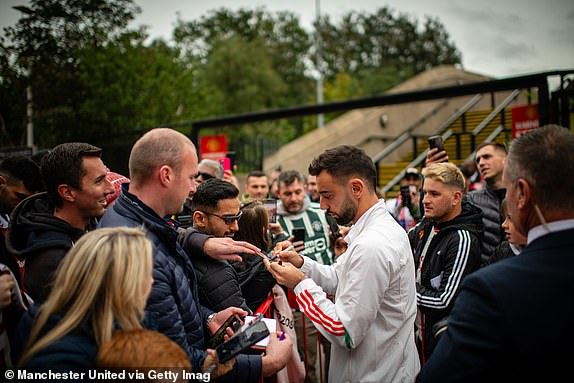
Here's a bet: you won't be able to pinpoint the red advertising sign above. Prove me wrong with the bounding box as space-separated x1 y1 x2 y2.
199 135 228 160
511 104 539 138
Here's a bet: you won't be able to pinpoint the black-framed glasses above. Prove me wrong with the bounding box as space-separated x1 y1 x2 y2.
196 172 215 180
200 210 243 225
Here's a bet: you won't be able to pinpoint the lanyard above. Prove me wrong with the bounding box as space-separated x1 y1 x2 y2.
416 226 437 284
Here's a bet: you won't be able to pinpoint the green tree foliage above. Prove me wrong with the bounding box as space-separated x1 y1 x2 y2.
201 36 287 115
317 7 461 97
192 35 300 170
1 2 462 163
173 8 315 168
173 8 313 107
76 31 203 143
0 0 141 146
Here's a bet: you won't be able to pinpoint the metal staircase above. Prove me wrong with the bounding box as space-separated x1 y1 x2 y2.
378 90 520 197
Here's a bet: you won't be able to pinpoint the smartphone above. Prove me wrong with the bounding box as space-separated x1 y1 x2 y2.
262 199 277 223
217 157 232 171
216 317 270 363
399 185 411 207
291 227 305 243
326 214 341 241
427 135 445 153
207 315 242 349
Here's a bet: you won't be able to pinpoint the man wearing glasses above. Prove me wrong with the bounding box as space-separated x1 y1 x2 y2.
189 178 252 313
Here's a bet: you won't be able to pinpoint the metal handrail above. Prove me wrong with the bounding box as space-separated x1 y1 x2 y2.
471 89 520 136
360 99 449 147
373 94 482 165
382 130 454 195
435 94 483 136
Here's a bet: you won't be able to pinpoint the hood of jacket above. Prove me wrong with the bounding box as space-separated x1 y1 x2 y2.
6 192 87 257
435 200 485 235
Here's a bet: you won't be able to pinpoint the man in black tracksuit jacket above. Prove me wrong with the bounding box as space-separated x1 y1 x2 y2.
408 163 484 360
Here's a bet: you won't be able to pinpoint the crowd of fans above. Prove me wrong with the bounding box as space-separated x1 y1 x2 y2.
0 124 572 382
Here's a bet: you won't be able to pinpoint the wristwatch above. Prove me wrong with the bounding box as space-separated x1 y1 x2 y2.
206 312 217 326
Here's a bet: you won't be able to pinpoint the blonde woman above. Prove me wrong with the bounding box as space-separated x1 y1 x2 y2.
16 227 154 368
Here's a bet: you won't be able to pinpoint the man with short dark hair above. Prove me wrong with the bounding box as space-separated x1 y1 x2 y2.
190 178 250 312
7 143 114 303
466 142 507 262
191 180 276 313
268 145 419 383
241 170 269 202
417 125 574 382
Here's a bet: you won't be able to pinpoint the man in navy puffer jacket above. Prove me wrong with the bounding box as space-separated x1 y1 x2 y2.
100 128 292 381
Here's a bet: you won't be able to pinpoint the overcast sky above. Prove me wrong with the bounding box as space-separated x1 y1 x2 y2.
1 0 573 78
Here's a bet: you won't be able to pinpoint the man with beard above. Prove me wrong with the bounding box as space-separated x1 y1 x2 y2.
188 178 251 312
277 170 334 265
267 146 420 383
276 170 334 383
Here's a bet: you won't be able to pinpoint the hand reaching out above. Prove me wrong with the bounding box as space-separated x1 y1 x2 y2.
204 237 261 262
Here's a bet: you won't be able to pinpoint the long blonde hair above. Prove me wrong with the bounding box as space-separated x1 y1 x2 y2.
19 227 153 366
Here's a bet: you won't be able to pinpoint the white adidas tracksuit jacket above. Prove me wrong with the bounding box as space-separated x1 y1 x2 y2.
293 199 420 383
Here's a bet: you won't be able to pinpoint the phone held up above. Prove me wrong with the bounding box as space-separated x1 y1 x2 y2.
217 157 232 172
399 185 411 208
215 314 270 363
291 227 305 243
262 199 277 224
428 135 448 162
427 135 445 153
207 314 242 349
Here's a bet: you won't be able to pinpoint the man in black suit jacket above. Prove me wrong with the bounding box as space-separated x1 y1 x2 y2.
417 125 574 383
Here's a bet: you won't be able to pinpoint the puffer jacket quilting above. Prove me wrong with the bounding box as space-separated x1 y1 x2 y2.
99 188 262 381
99 191 208 371
465 187 506 262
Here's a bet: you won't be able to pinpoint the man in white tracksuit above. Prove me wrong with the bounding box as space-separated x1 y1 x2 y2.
267 145 420 383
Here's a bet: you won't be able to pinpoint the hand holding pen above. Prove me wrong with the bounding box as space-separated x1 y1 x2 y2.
272 242 303 268
254 242 298 266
